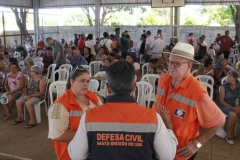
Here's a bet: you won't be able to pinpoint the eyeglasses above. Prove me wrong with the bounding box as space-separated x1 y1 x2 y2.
70 65 89 77
167 61 189 68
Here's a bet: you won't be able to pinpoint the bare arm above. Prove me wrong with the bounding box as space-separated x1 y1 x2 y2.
28 78 46 97
53 130 76 142
195 45 200 55
219 86 235 110
135 69 140 77
56 52 61 66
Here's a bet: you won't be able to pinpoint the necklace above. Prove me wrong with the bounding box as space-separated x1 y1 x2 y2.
75 96 90 112
11 72 18 77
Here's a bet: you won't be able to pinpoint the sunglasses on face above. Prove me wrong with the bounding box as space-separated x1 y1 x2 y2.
167 61 189 68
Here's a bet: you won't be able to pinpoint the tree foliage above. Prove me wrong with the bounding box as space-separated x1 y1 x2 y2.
10 8 29 38
140 8 170 25
200 5 234 26
183 16 198 25
81 6 146 26
63 13 89 26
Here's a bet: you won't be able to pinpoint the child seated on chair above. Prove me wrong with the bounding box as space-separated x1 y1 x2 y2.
12 65 46 128
43 47 53 74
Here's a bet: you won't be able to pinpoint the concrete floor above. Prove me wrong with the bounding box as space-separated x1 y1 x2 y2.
0 105 239 160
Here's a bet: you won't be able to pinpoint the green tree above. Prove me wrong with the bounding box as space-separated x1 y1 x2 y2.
183 16 198 25
10 8 29 38
200 5 240 40
140 8 170 25
81 6 146 26
63 13 89 26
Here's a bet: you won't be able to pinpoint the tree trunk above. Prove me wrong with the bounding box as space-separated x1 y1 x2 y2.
81 8 93 26
10 8 29 39
235 5 240 42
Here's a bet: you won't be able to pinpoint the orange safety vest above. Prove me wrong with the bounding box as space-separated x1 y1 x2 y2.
153 74 207 160
85 98 158 160
51 89 99 160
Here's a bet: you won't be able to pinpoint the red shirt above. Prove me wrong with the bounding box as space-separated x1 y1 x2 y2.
37 41 45 48
216 36 233 51
78 39 85 49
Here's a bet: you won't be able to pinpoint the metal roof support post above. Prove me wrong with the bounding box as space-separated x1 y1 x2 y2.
33 0 40 46
95 0 100 39
174 7 180 38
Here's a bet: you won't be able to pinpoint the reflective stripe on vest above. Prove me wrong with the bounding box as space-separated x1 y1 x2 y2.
69 110 83 117
171 93 196 108
86 122 158 133
157 87 165 96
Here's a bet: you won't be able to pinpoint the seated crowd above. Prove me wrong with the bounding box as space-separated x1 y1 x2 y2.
0 28 239 160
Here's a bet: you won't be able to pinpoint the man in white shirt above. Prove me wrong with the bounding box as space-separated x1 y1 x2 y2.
100 32 112 53
68 61 178 160
145 30 155 63
85 34 96 55
151 34 164 59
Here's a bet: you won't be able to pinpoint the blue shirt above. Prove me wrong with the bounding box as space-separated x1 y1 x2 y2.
74 37 79 47
71 55 87 69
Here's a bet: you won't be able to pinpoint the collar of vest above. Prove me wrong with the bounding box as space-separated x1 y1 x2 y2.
68 89 98 105
164 73 193 89
106 95 136 103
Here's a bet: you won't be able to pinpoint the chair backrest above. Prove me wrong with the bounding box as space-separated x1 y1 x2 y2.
60 64 73 72
34 61 44 75
89 79 100 92
52 68 69 82
33 57 43 63
89 61 104 76
200 81 213 99
221 76 227 85
66 59 70 64
195 75 214 86
49 81 67 105
236 60 240 69
81 65 91 76
136 81 153 107
94 71 106 90
191 69 198 76
24 74 30 87
141 63 149 76
46 64 56 81
141 74 159 94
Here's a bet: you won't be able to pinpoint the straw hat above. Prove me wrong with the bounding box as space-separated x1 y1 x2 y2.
170 42 199 64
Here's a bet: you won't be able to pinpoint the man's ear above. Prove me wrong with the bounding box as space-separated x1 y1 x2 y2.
106 83 111 95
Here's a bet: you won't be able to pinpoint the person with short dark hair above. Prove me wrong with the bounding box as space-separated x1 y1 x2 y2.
145 31 155 63
215 31 234 59
43 47 54 74
115 28 121 53
100 32 112 54
139 34 147 64
68 61 178 160
78 34 86 54
48 66 102 160
2 63 25 120
83 47 92 65
156 64 166 76
100 58 112 71
71 48 87 68
95 47 107 63
109 34 117 50
46 37 66 67
86 34 96 56
196 58 215 77
108 52 118 63
194 36 208 61
74 34 79 47
149 59 158 74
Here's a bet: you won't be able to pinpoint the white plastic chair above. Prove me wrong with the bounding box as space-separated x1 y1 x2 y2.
141 74 159 102
44 64 56 82
24 74 30 87
19 61 25 69
191 69 198 76
24 78 48 123
66 59 70 64
236 61 240 69
94 71 106 97
89 61 104 77
52 68 69 82
33 57 43 63
141 63 149 76
221 76 227 84
89 79 100 92
34 61 44 75
200 81 213 99
60 64 73 72
136 81 153 107
195 75 214 86
49 81 67 106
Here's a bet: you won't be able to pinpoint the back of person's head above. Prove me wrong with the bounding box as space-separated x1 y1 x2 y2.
141 34 147 39
209 44 215 49
204 58 213 67
156 64 164 70
31 65 41 75
201 35 206 40
106 61 135 95
188 33 193 36
74 34 77 36
198 36 204 43
174 37 178 43
149 59 157 64
121 32 126 37
147 31 151 35
46 47 52 51
9 57 18 63
67 66 89 89
110 34 115 39
227 70 238 80
103 32 109 38
217 51 224 57
46 37 53 41
71 46 76 50
87 34 93 40
126 34 130 39
4 51 8 56
109 53 116 58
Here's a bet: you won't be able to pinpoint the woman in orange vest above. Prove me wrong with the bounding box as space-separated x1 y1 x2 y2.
48 66 102 160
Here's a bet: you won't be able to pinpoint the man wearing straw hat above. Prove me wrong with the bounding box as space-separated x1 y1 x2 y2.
153 42 225 160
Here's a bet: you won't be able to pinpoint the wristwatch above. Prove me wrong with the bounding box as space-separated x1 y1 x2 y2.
195 140 202 149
